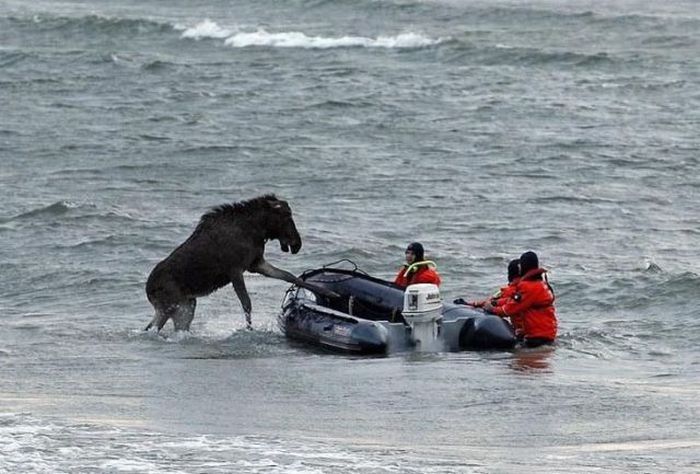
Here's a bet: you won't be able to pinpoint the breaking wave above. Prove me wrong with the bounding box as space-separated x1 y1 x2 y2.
180 19 445 49
0 413 463 474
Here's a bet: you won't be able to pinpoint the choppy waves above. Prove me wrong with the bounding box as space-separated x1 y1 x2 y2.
2 2 699 471
5 200 141 226
2 13 445 51
554 262 700 359
180 19 446 49
0 413 465 474
3 8 697 66
4 13 173 36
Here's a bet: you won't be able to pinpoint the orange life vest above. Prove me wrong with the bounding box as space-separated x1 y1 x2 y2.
394 262 441 288
493 268 557 341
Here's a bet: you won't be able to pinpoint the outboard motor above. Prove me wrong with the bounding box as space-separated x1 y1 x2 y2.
402 284 443 351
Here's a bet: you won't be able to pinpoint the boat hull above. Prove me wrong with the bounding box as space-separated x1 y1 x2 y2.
279 267 516 354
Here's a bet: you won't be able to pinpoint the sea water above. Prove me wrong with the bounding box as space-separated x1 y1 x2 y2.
1 0 699 472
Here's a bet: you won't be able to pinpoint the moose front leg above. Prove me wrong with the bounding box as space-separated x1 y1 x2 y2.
230 272 252 329
253 260 338 298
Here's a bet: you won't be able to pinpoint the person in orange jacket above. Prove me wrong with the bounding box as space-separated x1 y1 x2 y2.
483 251 557 347
394 242 441 288
455 259 521 308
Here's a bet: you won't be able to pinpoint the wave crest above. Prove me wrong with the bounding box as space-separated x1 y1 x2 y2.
8 13 174 36
180 20 444 49
5 201 141 226
226 30 443 49
179 18 231 39
13 200 83 220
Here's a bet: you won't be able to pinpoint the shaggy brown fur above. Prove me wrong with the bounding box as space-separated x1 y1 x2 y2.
145 194 331 331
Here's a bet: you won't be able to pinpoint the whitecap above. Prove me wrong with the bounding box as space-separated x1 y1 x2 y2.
641 257 663 273
181 19 232 40
100 459 160 471
223 30 443 49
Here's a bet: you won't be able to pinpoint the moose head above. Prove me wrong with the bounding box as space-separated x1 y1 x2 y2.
265 196 302 254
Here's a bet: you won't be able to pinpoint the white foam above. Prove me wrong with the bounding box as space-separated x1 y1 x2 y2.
178 20 443 49
181 19 233 40
100 458 161 472
0 413 461 473
224 30 443 49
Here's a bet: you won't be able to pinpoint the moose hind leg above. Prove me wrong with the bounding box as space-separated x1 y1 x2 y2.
145 303 170 331
172 298 197 331
152 302 182 332
145 310 161 331
172 299 196 331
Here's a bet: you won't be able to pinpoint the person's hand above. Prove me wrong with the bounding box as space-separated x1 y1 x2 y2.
482 301 495 313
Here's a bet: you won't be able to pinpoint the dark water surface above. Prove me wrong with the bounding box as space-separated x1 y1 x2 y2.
1 0 699 472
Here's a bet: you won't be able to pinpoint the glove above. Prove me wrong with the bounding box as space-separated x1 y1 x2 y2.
453 298 468 305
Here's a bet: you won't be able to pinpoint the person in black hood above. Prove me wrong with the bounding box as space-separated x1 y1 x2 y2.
519 251 540 278
507 258 521 283
394 242 441 288
454 258 521 307
483 250 558 346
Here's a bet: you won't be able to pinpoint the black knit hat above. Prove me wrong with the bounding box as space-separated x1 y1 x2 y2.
406 242 425 261
507 259 520 282
519 251 539 275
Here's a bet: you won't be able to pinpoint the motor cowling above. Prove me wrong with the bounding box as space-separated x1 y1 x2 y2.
402 284 443 350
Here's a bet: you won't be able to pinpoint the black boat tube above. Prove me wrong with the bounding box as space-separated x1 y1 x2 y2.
280 267 516 353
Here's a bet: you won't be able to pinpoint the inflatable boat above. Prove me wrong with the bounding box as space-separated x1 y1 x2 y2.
279 261 517 354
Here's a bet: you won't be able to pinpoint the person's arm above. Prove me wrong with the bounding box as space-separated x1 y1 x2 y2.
484 286 536 317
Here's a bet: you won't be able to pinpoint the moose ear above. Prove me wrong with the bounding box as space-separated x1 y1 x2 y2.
264 196 280 208
267 196 288 211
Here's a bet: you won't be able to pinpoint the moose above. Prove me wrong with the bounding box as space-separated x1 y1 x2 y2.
145 194 333 332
